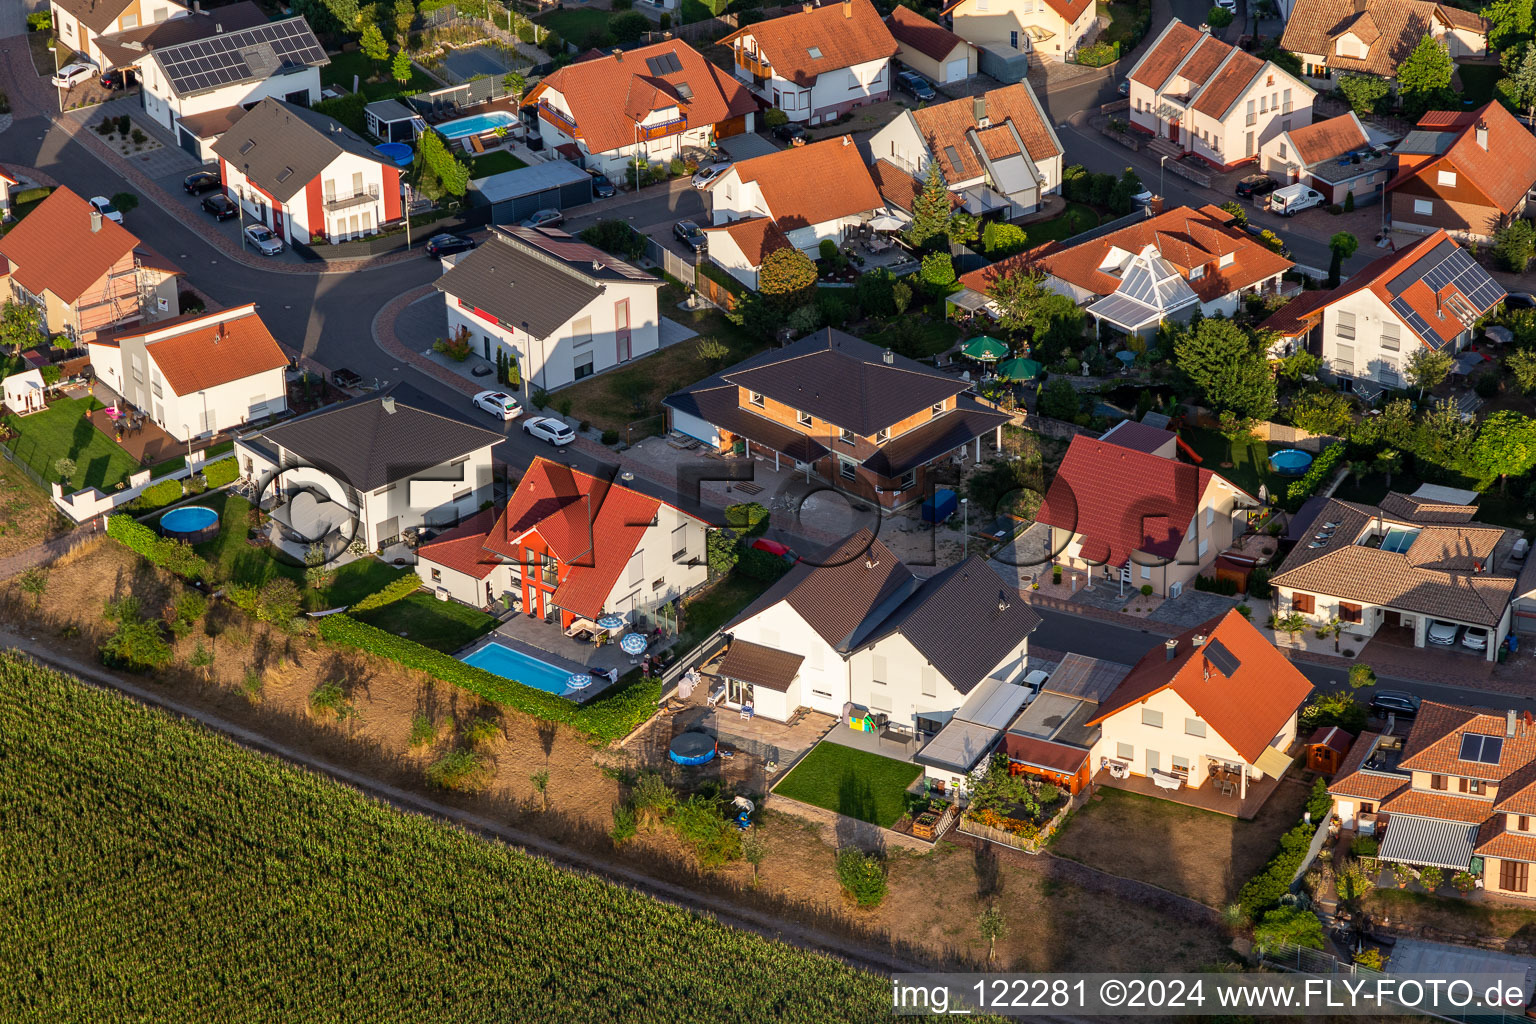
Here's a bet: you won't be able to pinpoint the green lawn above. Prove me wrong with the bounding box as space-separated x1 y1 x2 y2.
469 150 527 178
1179 425 1288 499
774 741 922 828
321 49 435 101
1097 0 1142 47
865 316 961 358
678 572 768 652
535 8 613 48
1026 203 1100 244
1457 63 1500 106
192 492 410 608
2 396 142 492
356 591 499 653
679 0 720 22
150 439 235 479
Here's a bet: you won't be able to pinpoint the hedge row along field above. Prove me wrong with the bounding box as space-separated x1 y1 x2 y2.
0 652 890 1023
317 613 659 742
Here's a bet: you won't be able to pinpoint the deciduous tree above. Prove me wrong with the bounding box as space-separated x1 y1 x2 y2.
1327 232 1358 288
360 21 389 62
1470 409 1536 490
1508 346 1536 393
1173 317 1277 421
1337 73 1389 115
757 247 818 311
1404 347 1452 399
1397 35 1455 116
1483 0 1534 51
1495 219 1536 272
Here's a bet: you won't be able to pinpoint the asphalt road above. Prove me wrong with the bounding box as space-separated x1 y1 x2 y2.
1030 607 1533 709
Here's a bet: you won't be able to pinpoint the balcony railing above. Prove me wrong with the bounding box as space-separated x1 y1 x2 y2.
1246 113 1257 126
637 116 688 142
537 101 578 136
735 47 772 79
325 186 380 212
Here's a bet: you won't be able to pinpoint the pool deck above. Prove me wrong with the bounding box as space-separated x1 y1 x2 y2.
456 606 675 702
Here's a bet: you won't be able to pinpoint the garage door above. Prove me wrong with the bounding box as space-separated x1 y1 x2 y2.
715 114 747 138
945 57 969 83
177 124 200 158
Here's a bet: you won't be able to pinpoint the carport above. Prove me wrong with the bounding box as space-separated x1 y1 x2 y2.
467 162 593 225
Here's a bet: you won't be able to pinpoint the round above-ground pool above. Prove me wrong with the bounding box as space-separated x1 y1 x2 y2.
159 505 220 544
1269 449 1315 477
373 142 413 167
669 731 717 767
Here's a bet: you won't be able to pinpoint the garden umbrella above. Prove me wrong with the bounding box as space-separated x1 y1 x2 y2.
996 357 1041 381
619 633 648 655
962 336 1008 362
868 214 904 232
1115 350 1137 367
596 614 625 630
566 673 593 690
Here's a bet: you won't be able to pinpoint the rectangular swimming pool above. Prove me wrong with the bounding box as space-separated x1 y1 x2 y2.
461 641 575 696
436 110 518 140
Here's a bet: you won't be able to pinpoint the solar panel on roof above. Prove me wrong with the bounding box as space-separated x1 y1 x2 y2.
1204 638 1240 677
1459 733 1504 764
1389 294 1438 346
158 17 325 96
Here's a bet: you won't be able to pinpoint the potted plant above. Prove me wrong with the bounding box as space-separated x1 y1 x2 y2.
1417 865 1443 892
1452 870 1477 894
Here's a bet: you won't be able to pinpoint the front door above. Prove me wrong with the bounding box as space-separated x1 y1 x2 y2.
1146 749 1161 775
273 208 285 240
1169 119 1180 144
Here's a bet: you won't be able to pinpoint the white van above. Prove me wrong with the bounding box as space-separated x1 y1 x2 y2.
1268 183 1325 216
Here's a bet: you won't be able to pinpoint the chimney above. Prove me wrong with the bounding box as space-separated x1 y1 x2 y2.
193 0 201 11
843 0 853 15
381 395 396 414
802 3 813 12
1509 709 1518 737
973 95 988 127
1192 633 1207 648
612 48 622 61
1476 119 1488 150
90 209 102 233
1164 638 1178 661
882 347 893 363
1149 195 1165 216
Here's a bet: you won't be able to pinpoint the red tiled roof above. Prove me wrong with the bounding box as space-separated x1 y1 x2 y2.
0 187 140 304
525 40 757 156
1281 0 1486 77
1387 101 1536 214
1329 734 1411 803
416 507 503 580
1286 111 1368 167
1380 788 1493 823
1399 701 1536 779
1494 759 1536 815
1036 433 1223 568
886 5 966 62
1475 818 1536 860
721 0 897 86
729 135 883 230
480 457 676 620
700 216 792 268
106 305 288 396
1086 611 1314 764
939 0 1091 20
1177 35 1231 87
1191 48 1264 119
958 204 1291 303
1259 288 1332 337
909 82 1060 184
1128 20 1205 90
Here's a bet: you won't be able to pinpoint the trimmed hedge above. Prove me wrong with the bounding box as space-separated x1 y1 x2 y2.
203 456 237 489
1284 443 1346 511
133 478 184 511
106 514 209 581
349 573 424 613
724 502 769 538
315 614 660 742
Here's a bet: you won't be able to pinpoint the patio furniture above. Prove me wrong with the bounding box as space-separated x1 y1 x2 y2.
739 704 754 720
1152 769 1184 791
708 682 726 706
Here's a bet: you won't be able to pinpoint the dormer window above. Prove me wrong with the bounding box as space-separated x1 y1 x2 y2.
749 391 764 407
1219 252 1235 268
931 401 945 415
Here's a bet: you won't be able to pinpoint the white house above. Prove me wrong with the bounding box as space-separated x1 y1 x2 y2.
868 82 1063 219
704 135 883 287
236 393 504 553
718 530 1040 723
1258 228 1503 393
51 0 189 72
86 303 289 441
1086 610 1312 804
213 98 402 245
939 0 1099 69
1258 110 1392 205
523 40 758 179
140 16 327 161
2 368 46 416
435 225 663 395
720 0 898 125
414 456 710 626
1126 19 1315 171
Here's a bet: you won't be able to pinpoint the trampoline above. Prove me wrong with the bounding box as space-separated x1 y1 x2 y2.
159 505 220 544
1269 449 1314 476
669 731 717 766
373 142 413 167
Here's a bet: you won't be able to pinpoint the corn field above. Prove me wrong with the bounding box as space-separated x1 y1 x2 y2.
0 652 892 1022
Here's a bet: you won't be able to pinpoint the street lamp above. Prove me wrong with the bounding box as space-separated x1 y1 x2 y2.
403 183 414 250
961 497 969 558
1160 154 1168 200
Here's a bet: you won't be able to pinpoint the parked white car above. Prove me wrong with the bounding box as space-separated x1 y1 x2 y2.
1268 183 1325 216
522 415 575 446
244 224 284 256
88 196 123 224
1461 626 1490 652
691 162 732 189
472 390 522 421
1427 620 1460 646
51 62 95 89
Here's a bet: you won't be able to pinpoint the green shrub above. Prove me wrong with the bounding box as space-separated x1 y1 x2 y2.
409 713 438 748
919 252 956 294
1351 835 1379 858
764 108 788 128
309 681 353 718
610 803 638 844
463 715 501 747
1237 822 1317 919
631 771 677 818
1253 905 1323 952
134 478 184 510
1139 584 1153 597
315 615 660 742
600 429 620 446
349 572 423 612
670 795 743 867
202 456 237 489
579 220 647 261
106 515 210 581
1194 574 1239 595
1284 443 1346 511
1075 40 1118 67
425 749 488 791
1306 777 1332 821
835 848 888 908
724 502 770 537
706 531 739 576
99 612 173 673
26 11 51 30
736 544 790 583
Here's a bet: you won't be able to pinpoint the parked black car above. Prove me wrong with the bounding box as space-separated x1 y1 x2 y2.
425 233 476 258
183 170 221 195
331 368 363 389
673 219 707 253
1235 173 1280 198
100 69 129 90
1370 690 1422 720
895 70 936 101
200 194 237 221
772 122 808 146
1505 291 1535 309
1239 221 1292 258
588 170 616 198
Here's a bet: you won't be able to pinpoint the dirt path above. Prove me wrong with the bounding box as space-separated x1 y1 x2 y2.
0 519 101 581
0 628 931 978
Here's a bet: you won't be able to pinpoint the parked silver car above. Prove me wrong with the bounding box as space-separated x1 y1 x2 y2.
244 224 284 256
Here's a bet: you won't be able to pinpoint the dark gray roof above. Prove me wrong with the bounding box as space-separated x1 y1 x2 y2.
664 372 830 463
851 556 1040 695
720 329 969 435
250 394 504 491
95 2 269 70
860 396 1009 477
212 98 383 202
151 16 326 98
434 227 657 340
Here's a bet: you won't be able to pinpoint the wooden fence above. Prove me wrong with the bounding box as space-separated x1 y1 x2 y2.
956 789 1085 853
